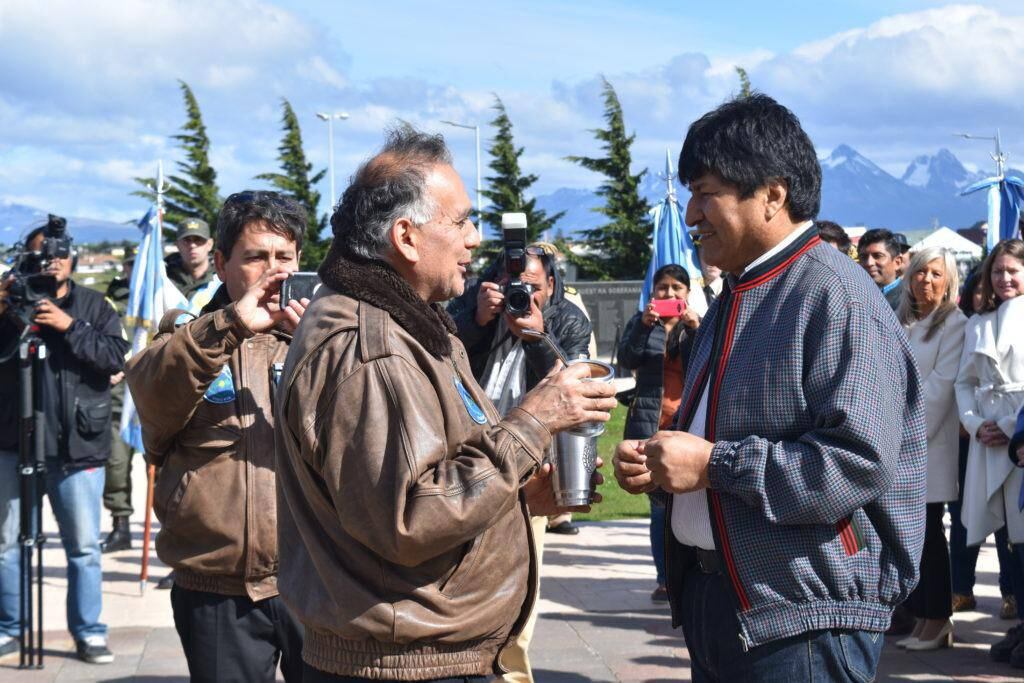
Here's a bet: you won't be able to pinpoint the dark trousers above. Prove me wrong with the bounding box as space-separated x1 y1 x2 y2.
171 584 303 683
649 494 667 586
302 663 491 682
677 565 883 682
102 381 134 517
949 435 1013 596
904 503 952 620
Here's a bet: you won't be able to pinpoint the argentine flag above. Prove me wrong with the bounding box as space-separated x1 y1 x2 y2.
119 206 188 451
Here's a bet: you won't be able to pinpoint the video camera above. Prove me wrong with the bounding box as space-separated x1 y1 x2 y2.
4 214 73 326
501 213 533 317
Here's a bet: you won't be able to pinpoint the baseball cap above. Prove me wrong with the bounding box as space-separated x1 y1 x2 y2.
893 233 911 252
175 217 211 241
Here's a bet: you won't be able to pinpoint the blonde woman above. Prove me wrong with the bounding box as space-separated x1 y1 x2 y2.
956 239 1024 665
894 247 967 650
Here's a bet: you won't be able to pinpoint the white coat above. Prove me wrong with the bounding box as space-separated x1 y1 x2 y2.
907 307 967 503
955 296 1024 545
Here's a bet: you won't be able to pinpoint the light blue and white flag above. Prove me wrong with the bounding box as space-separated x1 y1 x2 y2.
961 174 1024 251
119 206 188 451
639 150 701 311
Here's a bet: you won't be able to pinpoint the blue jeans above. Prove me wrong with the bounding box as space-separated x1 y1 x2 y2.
678 567 883 682
649 494 667 586
0 450 107 641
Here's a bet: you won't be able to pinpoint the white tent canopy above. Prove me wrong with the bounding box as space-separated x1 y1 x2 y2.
910 226 983 260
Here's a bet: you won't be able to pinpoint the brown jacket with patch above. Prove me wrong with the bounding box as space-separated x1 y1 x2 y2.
275 249 551 680
126 288 289 601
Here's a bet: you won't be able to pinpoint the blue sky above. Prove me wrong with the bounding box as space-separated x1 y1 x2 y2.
0 0 1022 224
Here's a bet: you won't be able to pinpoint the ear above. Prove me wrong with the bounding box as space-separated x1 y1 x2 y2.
389 217 420 265
764 178 789 222
214 249 227 282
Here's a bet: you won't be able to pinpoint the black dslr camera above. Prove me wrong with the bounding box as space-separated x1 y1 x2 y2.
501 213 532 317
5 214 73 326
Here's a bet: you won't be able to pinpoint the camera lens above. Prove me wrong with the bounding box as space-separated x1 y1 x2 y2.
506 288 531 315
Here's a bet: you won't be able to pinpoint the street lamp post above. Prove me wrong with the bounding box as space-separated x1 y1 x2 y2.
316 111 350 211
441 120 483 236
954 129 1007 178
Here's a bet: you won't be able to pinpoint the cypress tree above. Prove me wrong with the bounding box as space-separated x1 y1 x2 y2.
565 77 651 280
480 96 563 242
736 66 753 97
255 98 328 269
134 81 222 230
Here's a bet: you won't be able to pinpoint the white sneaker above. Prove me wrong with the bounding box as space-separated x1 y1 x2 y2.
76 635 114 664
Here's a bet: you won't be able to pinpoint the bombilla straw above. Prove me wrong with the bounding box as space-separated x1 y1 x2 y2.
520 328 570 366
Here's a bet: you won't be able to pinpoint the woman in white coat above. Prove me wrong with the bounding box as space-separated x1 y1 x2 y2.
956 238 1024 665
895 247 966 650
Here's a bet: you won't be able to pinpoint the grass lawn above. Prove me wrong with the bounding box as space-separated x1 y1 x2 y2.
574 404 651 522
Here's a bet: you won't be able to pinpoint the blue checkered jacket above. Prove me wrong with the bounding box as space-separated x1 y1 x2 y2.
665 226 927 650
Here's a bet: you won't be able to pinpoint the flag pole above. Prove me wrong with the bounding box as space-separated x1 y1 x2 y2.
140 161 168 595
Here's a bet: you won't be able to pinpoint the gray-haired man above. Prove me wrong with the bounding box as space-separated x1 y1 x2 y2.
275 126 616 682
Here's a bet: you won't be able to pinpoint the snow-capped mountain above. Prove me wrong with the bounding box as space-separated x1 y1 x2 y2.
900 148 986 194
0 200 138 248
536 145 1013 235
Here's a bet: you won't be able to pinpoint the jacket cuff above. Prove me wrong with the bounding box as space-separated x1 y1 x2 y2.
960 415 985 440
192 303 254 348
501 407 553 479
707 440 739 491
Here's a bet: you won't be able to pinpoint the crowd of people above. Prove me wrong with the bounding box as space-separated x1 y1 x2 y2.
0 93 1020 682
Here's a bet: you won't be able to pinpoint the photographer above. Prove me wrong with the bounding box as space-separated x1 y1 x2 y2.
447 241 592 682
126 191 307 682
0 219 129 664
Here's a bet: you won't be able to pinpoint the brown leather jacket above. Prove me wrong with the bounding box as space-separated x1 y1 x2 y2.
126 295 289 601
275 253 551 680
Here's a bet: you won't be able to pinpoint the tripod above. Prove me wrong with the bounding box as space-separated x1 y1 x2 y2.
17 332 46 669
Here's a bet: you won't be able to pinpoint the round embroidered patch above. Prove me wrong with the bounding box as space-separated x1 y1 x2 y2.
204 365 236 404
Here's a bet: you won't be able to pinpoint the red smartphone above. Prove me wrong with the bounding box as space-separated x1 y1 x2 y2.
651 299 686 317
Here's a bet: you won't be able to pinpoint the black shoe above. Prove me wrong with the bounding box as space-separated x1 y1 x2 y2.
100 516 131 554
992 624 1024 663
76 636 114 664
157 571 174 590
886 604 914 636
547 521 580 535
1011 640 1024 669
0 636 18 658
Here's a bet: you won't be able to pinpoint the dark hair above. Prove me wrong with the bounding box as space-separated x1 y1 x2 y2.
815 220 851 252
332 124 452 260
678 94 821 222
215 191 306 259
959 268 983 317
978 238 1024 313
857 228 900 258
653 264 690 289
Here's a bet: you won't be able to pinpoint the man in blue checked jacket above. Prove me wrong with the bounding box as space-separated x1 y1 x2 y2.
614 95 927 682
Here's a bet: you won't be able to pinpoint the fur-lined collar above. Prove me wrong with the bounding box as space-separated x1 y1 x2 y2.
318 242 456 358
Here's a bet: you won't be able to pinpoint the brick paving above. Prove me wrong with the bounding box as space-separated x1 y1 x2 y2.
0 460 1016 681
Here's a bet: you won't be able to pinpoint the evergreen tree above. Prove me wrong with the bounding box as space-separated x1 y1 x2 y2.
565 77 651 280
736 66 753 98
480 96 564 242
255 98 328 270
134 80 222 230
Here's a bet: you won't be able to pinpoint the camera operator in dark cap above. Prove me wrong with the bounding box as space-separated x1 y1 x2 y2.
0 216 129 664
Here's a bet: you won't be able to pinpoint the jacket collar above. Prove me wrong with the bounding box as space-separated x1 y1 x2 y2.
318 241 456 359
728 223 821 293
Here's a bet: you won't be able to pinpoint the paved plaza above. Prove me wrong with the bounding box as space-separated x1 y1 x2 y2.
0 462 1017 682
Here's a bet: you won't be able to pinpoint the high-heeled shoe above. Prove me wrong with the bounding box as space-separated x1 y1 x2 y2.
902 620 953 651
